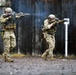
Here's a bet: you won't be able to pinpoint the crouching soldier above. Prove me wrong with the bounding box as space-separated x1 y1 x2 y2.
41 14 65 60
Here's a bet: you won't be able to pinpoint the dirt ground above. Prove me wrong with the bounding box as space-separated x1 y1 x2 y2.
0 56 76 75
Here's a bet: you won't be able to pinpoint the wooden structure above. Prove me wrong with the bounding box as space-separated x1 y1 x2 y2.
0 0 76 56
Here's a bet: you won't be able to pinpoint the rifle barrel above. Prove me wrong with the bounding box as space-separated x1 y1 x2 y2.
24 13 30 15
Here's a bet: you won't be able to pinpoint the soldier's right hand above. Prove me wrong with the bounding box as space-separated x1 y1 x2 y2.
8 15 12 19
6 16 12 20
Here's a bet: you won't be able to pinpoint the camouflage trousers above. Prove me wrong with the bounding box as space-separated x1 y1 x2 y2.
3 30 16 59
42 34 55 58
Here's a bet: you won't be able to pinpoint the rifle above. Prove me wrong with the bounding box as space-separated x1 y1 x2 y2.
3 12 30 19
48 18 66 28
42 18 66 32
15 12 30 17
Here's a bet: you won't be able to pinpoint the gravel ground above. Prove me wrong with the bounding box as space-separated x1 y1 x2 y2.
0 56 76 75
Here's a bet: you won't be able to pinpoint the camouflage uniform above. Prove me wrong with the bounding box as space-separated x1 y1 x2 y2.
0 10 16 62
0 7 27 62
42 19 57 60
42 14 64 60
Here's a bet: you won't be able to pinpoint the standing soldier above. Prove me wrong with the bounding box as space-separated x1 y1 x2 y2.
0 7 25 62
41 14 65 60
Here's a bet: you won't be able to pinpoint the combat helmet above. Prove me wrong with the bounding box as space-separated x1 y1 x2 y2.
5 7 13 13
48 14 56 19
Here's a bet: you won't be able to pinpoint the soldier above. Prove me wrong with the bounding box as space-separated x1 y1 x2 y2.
41 14 65 60
0 7 22 62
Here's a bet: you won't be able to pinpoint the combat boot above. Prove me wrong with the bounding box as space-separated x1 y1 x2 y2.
5 58 14 62
50 57 55 61
41 55 47 60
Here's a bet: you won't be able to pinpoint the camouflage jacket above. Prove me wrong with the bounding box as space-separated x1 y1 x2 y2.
42 19 57 35
0 14 16 30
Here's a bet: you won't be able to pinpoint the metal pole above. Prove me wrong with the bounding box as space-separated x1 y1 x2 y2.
65 23 68 57
64 18 70 57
